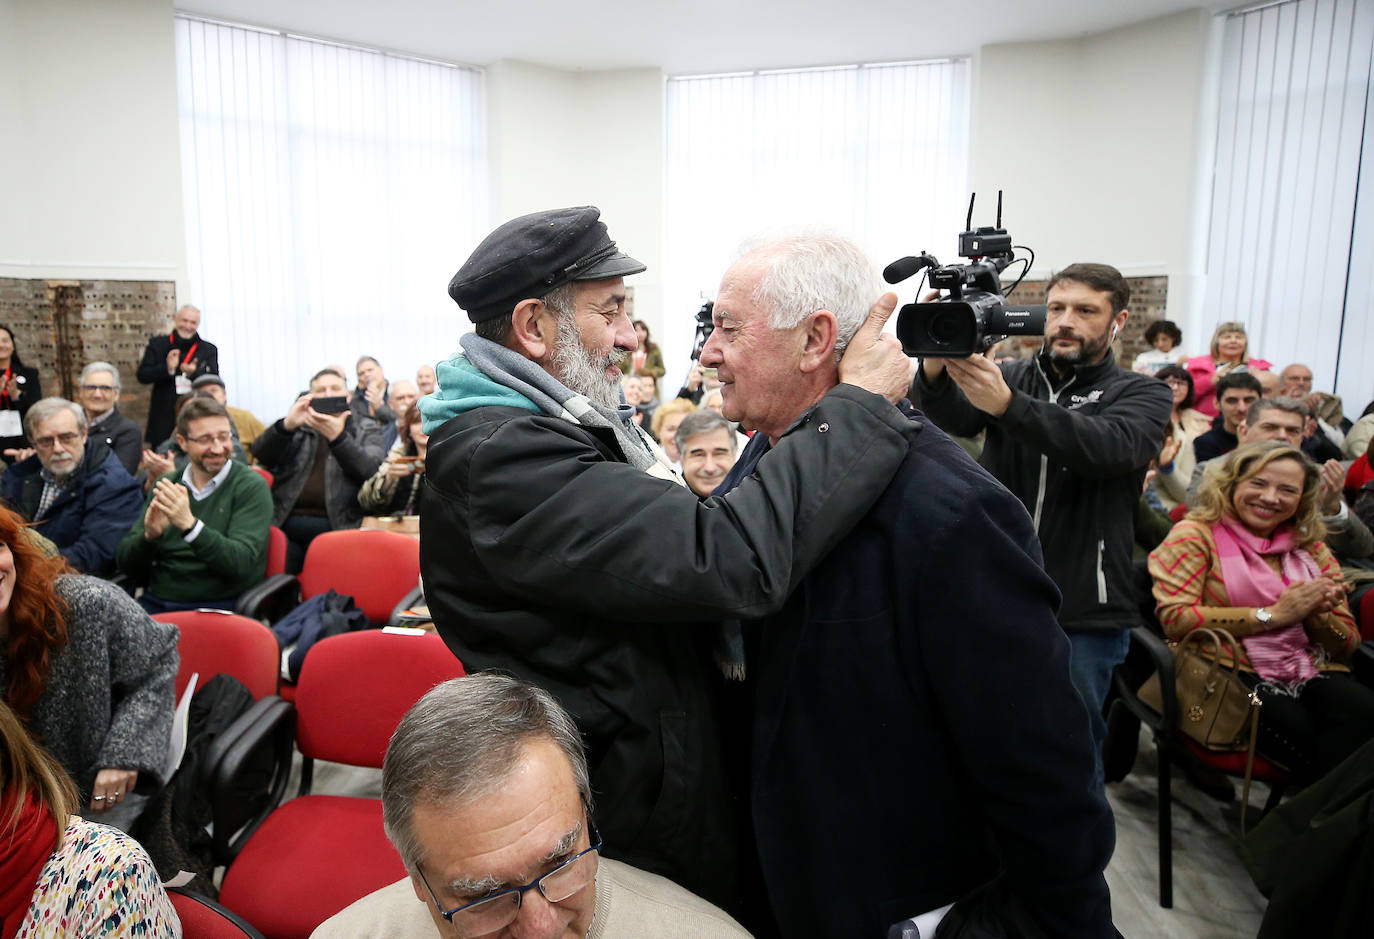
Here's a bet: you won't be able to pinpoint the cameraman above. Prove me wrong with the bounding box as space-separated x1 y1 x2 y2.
914 263 1172 780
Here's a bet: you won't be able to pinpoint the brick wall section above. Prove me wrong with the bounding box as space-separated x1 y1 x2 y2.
997 275 1170 367
0 277 176 434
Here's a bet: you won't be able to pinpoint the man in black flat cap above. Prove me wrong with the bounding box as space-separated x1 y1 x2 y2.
417 206 911 919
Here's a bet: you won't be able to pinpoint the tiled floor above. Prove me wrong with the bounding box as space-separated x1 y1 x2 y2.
295 724 1271 938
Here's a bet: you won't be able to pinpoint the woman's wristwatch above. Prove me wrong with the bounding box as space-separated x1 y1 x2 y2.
1254 607 1274 627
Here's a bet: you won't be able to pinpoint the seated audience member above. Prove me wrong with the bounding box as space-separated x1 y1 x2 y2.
192 373 267 455
416 364 437 396
0 398 142 574
115 397 272 613
1193 370 1263 464
140 390 250 488
630 319 665 398
676 410 737 498
1150 442 1374 783
1187 396 1372 562
0 324 42 464
649 397 696 464
251 368 386 572
1278 363 1345 461
359 403 428 517
380 379 420 451
1347 410 1374 460
1151 364 1212 510
1254 369 1280 398
1133 319 1185 375
0 699 179 937
313 674 749 938
0 504 178 832
701 387 725 415
1186 321 1272 419
353 355 396 426
78 361 142 474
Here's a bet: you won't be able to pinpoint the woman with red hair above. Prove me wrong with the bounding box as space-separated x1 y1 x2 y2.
0 699 177 937
0 505 177 832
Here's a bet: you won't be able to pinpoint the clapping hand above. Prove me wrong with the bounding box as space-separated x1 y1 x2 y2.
150 478 195 532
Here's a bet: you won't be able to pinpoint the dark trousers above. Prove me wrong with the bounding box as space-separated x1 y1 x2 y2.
281 513 332 574
137 592 236 615
1242 671 1374 783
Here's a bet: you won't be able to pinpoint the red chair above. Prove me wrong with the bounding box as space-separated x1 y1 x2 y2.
266 525 287 579
238 529 421 625
167 887 267 938
156 609 280 702
216 630 464 939
151 610 296 870
251 465 274 489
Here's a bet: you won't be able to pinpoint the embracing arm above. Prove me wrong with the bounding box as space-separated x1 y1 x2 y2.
454 385 911 621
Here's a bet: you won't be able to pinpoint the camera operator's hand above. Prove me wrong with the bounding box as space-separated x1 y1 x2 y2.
938 350 1013 418
837 293 907 403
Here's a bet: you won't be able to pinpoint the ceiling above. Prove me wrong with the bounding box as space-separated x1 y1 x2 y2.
177 0 1234 74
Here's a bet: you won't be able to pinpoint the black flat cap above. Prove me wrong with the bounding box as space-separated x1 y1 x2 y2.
449 206 646 323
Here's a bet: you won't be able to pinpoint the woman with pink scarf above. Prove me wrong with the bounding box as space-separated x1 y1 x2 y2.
1149 441 1374 782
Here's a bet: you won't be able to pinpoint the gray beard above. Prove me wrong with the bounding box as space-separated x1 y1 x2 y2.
550 316 627 409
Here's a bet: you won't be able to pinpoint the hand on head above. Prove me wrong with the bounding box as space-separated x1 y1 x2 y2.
836 293 910 404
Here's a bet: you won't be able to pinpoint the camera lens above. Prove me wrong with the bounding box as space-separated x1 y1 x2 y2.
928 311 964 346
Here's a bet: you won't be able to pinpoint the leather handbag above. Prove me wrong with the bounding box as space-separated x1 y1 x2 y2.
1138 627 1265 829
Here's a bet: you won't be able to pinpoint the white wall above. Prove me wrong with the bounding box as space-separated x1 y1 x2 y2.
0 0 188 304
972 9 1215 335
486 61 665 346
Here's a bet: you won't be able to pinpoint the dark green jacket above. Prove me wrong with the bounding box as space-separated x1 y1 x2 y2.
115 460 272 602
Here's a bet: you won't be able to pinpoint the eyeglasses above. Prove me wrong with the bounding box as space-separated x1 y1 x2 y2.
33 431 82 450
81 384 116 394
184 432 233 446
417 819 601 936
1162 377 1189 387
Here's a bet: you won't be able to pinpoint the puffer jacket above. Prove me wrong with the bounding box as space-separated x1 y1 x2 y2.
419 358 912 914
918 350 1173 632
0 437 143 574
250 415 385 529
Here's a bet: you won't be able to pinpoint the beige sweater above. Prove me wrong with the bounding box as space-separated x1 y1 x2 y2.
310 856 752 938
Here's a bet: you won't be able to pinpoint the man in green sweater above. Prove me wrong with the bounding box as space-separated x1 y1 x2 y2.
116 396 272 614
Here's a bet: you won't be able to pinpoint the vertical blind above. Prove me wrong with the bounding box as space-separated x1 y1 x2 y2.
663 60 970 388
175 15 487 421
1203 0 1373 407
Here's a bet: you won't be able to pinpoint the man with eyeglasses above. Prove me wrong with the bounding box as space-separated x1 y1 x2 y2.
314 673 749 938
116 396 271 614
78 361 143 475
0 397 142 574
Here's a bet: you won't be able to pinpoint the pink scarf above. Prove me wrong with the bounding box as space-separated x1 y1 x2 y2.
1212 518 1321 685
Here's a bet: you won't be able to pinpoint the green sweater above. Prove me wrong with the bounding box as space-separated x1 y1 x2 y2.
115 461 273 602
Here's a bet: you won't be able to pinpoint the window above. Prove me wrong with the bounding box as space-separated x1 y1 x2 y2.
663 60 970 383
175 15 487 417
1202 0 1374 405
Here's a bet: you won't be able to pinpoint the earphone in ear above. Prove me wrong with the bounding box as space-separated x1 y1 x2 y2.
1110 324 1119 342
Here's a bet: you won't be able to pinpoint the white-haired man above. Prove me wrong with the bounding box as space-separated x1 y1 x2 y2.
705 233 1118 937
136 304 219 446
78 361 142 474
417 206 911 916
313 674 749 938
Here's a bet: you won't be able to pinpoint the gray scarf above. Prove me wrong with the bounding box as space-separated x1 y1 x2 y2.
459 335 657 471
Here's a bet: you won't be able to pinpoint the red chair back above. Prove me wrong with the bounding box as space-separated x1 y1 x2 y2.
251 465 274 489
294 630 463 767
155 610 280 701
1361 587 1374 642
168 887 267 938
266 525 287 579
297 530 420 623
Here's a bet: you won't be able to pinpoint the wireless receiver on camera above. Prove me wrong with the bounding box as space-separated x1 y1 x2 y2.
884 192 1047 358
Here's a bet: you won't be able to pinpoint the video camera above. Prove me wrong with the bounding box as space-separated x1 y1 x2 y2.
690 300 714 361
884 193 1046 358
